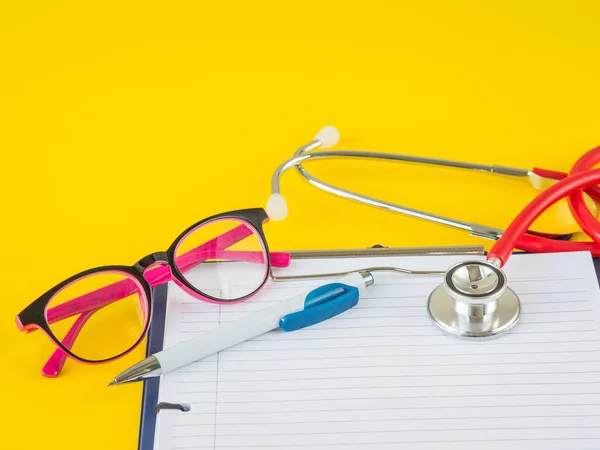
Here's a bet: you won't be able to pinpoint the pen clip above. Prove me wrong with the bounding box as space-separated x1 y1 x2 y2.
279 283 360 332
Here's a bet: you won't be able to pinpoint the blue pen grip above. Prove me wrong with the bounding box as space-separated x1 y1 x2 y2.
279 283 360 332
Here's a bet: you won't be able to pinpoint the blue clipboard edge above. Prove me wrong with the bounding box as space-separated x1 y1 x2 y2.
139 283 169 450
137 253 600 450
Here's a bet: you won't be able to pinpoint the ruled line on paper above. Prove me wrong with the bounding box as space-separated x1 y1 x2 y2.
176 380 600 396
246 329 600 340
184 376 600 390
206 348 600 364
172 335 600 348
207 392 600 405
334 310 595 318
217 339 600 352
172 437 600 449
177 319 595 329
176 424 600 438
178 360 600 375
182 402 600 416
174 370 600 385
179 289 588 306
173 413 600 426
174 366 600 386
217 361 600 372
177 361 600 375
346 299 594 308
178 309 595 324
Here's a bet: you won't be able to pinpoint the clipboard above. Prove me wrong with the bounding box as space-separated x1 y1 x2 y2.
136 246 600 450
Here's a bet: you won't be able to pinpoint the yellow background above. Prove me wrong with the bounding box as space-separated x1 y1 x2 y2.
1 1 599 448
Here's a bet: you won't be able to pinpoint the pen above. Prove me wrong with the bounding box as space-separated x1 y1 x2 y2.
109 271 374 385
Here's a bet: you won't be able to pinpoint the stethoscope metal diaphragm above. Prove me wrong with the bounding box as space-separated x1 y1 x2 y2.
427 260 521 339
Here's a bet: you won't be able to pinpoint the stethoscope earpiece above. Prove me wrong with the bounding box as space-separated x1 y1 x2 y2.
266 193 288 221
314 125 340 149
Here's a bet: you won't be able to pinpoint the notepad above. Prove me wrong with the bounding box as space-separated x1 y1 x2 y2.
151 251 600 450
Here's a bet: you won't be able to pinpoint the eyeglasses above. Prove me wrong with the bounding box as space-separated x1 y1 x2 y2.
15 208 290 378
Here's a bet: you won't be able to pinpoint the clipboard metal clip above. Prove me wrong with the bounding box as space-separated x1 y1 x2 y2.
269 244 485 282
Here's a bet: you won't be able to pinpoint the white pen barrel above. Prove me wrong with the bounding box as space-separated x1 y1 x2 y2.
155 272 368 374
155 293 304 373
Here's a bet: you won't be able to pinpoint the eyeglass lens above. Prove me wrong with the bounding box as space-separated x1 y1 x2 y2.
174 218 268 301
44 271 148 362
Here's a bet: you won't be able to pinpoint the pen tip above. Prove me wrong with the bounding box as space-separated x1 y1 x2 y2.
108 379 117 387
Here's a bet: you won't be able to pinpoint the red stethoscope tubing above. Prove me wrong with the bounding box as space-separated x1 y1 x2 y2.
533 166 600 202
489 147 600 266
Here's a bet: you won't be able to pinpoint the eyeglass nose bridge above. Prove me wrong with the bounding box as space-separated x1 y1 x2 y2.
134 252 170 272
135 252 174 288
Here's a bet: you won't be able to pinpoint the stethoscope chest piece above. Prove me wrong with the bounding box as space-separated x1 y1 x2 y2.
427 260 521 339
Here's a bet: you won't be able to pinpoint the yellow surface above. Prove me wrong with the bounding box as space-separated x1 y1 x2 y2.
1 1 599 448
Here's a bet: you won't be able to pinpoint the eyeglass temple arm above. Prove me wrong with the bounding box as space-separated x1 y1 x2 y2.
43 283 153 377
41 309 96 377
43 298 149 377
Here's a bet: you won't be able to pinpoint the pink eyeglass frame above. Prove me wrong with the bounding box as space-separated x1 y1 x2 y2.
15 207 291 377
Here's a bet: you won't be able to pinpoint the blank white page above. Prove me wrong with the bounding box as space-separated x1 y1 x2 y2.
153 251 600 450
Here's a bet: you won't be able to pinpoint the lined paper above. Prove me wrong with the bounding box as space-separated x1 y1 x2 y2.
153 251 600 450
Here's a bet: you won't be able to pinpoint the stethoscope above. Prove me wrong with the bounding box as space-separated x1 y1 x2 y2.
266 126 600 339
